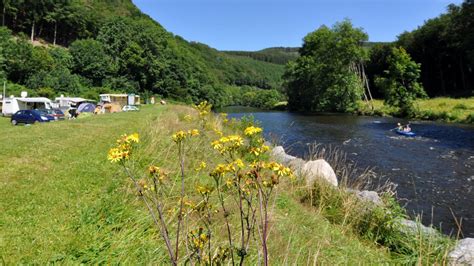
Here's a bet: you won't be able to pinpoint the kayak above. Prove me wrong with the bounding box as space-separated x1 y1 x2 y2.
396 129 416 137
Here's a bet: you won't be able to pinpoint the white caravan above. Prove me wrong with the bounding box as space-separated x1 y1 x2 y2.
1 97 52 116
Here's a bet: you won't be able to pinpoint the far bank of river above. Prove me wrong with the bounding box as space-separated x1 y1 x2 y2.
220 106 474 237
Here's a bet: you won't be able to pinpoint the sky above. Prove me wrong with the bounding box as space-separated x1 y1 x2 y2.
132 0 463 51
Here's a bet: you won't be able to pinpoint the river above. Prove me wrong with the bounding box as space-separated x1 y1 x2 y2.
220 106 474 237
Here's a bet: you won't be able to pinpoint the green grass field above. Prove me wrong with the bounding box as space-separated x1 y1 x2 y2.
357 97 474 123
0 105 451 264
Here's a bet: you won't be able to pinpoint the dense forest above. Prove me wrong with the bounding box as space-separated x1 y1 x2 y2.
0 0 284 108
367 1 473 99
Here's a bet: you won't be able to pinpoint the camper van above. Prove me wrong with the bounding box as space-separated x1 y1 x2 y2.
1 97 52 116
99 94 140 107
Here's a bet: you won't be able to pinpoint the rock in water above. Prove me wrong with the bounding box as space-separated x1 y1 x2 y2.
449 238 474 265
303 159 338 187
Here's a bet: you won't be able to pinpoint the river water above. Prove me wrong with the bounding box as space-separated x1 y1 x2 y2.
220 107 474 237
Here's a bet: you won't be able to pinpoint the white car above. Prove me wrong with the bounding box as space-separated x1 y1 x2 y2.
122 105 139 112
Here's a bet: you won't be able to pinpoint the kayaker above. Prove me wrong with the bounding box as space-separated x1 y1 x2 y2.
403 124 411 132
397 123 403 131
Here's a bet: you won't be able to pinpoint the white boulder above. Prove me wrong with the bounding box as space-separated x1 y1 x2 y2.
271 146 297 165
302 159 338 187
449 238 474 265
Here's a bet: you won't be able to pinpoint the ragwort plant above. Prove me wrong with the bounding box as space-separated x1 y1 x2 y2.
108 102 294 265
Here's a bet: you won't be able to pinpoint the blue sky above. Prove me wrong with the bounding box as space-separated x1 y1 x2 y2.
132 0 463 51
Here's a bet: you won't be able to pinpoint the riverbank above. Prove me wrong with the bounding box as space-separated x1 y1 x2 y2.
356 98 474 124
0 104 459 264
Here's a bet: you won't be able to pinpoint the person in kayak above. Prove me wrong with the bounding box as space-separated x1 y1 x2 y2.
397 123 404 131
403 123 411 132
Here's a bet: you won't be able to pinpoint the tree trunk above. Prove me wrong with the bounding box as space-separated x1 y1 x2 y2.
2 5 5 26
53 22 57 46
30 21 35 42
439 68 446 95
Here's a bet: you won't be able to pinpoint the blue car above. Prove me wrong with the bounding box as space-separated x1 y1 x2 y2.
10 110 54 125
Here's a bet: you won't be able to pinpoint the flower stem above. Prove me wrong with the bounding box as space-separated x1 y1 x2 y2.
175 142 186 262
216 179 235 265
123 165 176 265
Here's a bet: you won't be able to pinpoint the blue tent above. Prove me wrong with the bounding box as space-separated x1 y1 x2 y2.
77 102 96 113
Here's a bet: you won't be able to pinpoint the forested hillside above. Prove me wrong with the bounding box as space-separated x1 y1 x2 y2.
0 0 284 108
223 47 300 65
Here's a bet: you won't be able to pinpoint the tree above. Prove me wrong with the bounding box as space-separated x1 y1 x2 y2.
375 47 427 116
69 39 116 86
284 20 368 112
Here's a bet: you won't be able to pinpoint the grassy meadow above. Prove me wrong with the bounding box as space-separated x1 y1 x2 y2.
357 97 474 123
0 104 453 264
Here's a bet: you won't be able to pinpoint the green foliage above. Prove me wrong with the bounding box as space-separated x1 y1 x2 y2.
392 1 474 97
284 20 368 112
375 47 427 116
69 39 116 86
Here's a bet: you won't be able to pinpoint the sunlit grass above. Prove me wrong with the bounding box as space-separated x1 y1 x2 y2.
357 97 474 123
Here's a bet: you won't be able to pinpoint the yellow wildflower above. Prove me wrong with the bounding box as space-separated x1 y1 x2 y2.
148 165 160 175
107 148 123 163
172 130 187 143
234 159 244 168
244 126 263 136
189 129 200 136
195 161 207 171
196 185 213 196
126 133 140 143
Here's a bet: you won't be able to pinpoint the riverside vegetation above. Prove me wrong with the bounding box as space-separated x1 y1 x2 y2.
0 104 456 264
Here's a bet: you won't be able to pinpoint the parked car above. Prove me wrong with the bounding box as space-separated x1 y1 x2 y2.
35 109 56 122
10 110 54 125
122 105 139 112
37 108 65 120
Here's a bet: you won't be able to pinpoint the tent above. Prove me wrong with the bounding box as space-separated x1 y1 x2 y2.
103 103 121 113
77 102 96 113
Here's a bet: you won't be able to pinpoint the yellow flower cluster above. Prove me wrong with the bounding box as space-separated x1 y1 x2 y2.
211 135 243 154
220 113 229 123
195 101 212 117
249 144 270 156
211 163 235 177
267 161 293 177
244 126 263 136
210 159 245 179
172 129 200 143
189 228 209 250
196 184 213 196
107 133 139 163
